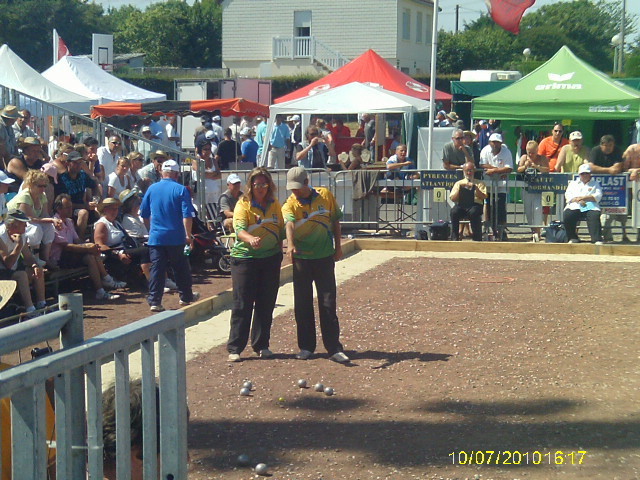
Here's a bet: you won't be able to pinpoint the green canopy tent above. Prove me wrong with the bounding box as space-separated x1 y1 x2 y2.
473 46 640 122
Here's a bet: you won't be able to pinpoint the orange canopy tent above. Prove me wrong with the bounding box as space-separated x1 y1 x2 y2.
275 49 452 105
90 97 269 119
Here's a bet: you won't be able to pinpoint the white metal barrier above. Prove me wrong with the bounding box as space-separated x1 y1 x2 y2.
0 293 187 480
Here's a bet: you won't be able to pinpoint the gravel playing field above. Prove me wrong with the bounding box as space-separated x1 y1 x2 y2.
184 255 640 480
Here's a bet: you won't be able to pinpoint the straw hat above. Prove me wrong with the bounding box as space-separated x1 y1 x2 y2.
150 150 168 161
1 105 22 120
119 188 140 204
0 280 17 311
19 137 43 149
96 197 121 215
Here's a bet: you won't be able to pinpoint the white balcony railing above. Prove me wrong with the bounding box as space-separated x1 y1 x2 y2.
273 36 349 71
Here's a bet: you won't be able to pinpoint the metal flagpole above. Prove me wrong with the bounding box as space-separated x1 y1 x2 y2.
427 0 439 170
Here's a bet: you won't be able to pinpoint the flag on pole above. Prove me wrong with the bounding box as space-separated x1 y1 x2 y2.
52 28 71 65
486 0 535 34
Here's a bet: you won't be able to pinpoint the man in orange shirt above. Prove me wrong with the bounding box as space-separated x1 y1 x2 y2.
538 123 569 172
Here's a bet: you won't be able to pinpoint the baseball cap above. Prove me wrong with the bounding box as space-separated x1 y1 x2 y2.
286 166 308 190
290 114 300 122
578 163 591 174
240 127 252 136
66 151 83 162
161 160 179 172
41 162 58 184
205 130 216 140
489 133 503 143
227 173 241 184
0 171 15 185
141 125 151 133
569 131 583 141
212 115 221 122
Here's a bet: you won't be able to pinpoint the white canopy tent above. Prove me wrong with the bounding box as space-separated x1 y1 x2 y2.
262 82 430 164
43 56 166 104
0 44 95 114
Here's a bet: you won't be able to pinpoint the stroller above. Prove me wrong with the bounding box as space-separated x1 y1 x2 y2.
191 216 232 273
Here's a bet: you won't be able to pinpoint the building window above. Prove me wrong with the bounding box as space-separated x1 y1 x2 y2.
294 10 311 37
402 8 411 40
416 12 423 43
425 14 432 44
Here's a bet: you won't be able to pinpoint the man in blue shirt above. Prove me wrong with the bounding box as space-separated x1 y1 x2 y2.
267 115 290 170
240 127 258 166
255 117 267 166
140 160 199 312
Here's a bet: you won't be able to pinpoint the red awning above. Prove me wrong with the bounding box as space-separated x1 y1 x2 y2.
91 98 269 119
275 49 452 104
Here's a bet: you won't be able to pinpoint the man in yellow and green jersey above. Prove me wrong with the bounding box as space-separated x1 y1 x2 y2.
282 167 349 363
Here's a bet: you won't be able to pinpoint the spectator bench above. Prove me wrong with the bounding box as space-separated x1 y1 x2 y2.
45 267 89 297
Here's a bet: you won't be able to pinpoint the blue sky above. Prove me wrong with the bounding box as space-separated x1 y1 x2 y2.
96 0 638 39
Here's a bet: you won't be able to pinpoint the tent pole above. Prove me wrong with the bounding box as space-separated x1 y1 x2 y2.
426 0 439 170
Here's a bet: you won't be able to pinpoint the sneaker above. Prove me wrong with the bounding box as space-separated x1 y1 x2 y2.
594 241 604 245
165 278 178 290
329 352 350 363
532 233 540 243
296 349 313 360
179 291 200 306
568 239 580 244
228 353 241 362
96 290 121 300
259 348 274 358
34 258 47 268
103 276 126 289
150 304 165 312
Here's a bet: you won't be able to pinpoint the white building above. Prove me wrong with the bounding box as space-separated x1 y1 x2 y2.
221 0 434 77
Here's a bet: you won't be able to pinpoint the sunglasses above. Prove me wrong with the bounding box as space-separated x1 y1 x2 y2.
110 141 121 145
252 183 269 189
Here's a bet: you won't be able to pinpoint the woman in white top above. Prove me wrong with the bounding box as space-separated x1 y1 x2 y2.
94 197 151 286
192 137 222 206
107 157 133 199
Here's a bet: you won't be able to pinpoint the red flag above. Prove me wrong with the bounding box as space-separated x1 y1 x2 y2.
57 36 70 60
488 0 535 34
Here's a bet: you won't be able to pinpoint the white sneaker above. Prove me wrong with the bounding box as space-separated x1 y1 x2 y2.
532 233 540 243
296 349 313 360
165 278 178 290
595 241 604 245
179 291 200 306
568 239 579 244
329 352 350 363
96 290 121 300
150 304 165 312
228 353 241 362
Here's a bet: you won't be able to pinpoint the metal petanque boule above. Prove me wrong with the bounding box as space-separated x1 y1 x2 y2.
242 380 253 390
314 383 324 392
237 454 251 466
297 379 307 388
324 386 334 396
255 463 268 475
240 387 251 396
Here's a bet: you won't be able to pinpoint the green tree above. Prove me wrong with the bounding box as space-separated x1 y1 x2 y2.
0 0 106 71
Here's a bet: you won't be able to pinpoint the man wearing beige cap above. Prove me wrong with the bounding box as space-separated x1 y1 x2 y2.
556 131 589 173
282 166 349 363
0 105 22 167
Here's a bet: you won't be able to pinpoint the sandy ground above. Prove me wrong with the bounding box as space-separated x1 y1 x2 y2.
180 250 640 480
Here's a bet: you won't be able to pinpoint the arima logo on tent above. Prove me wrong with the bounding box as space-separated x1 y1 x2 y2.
406 81 429 93
363 82 382 88
309 84 331 95
536 72 582 90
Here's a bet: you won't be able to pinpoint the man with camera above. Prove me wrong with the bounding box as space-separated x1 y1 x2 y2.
449 162 487 241
295 126 329 169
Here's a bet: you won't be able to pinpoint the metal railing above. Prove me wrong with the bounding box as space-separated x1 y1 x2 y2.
272 36 349 71
0 293 188 479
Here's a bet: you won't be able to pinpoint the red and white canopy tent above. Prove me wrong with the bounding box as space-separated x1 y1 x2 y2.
90 98 269 119
275 49 451 106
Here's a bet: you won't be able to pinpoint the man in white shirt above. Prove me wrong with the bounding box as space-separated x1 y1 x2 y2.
97 135 122 187
563 163 604 244
480 133 513 239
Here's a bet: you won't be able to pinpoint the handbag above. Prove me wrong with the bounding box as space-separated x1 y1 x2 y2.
545 220 568 243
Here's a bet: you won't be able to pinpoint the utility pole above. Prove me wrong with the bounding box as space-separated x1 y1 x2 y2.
455 4 460 33
620 0 626 73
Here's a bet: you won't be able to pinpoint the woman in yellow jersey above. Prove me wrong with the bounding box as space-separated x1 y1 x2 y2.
227 167 284 362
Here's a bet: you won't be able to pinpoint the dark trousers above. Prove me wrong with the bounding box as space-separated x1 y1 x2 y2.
486 192 507 233
227 253 282 354
451 204 483 241
147 245 193 306
293 255 343 356
563 209 602 242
